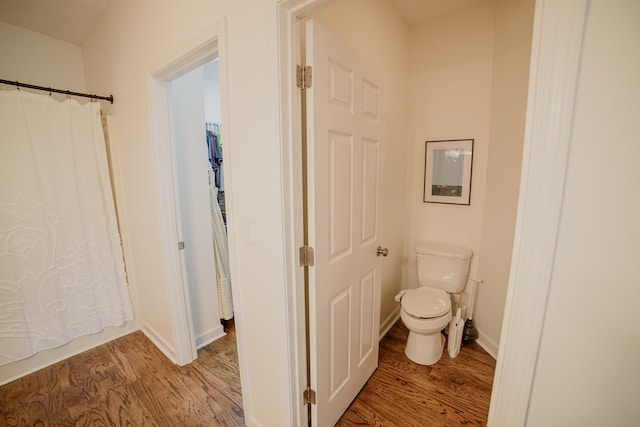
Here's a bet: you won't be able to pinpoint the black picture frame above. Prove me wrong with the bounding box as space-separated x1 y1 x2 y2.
423 139 474 205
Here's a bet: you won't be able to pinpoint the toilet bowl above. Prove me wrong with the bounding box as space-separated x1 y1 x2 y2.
399 287 452 365
395 242 472 365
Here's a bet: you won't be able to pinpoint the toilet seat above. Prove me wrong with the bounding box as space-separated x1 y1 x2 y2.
401 287 450 319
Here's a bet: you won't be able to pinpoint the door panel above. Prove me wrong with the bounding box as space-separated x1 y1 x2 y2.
358 269 376 364
361 139 379 244
306 19 383 426
329 287 351 397
328 59 353 110
329 131 353 261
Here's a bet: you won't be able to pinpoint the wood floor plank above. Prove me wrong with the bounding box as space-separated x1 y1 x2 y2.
1 319 493 427
0 321 244 427
336 320 496 426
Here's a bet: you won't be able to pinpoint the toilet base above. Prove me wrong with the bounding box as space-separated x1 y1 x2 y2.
405 330 446 365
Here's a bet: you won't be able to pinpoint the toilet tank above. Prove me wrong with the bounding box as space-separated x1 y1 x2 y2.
416 243 472 293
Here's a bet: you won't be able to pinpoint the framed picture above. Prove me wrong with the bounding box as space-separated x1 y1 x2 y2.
423 139 474 205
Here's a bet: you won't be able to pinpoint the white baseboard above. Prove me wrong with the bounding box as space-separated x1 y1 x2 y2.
376 307 498 360
196 324 226 349
0 320 139 386
476 326 499 360
248 417 268 427
141 322 178 364
379 307 400 340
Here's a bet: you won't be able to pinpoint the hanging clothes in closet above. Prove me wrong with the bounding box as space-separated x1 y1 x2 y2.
206 123 225 221
206 122 233 320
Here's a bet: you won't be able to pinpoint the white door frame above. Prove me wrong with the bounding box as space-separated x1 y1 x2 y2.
146 18 252 415
487 1 588 424
270 2 335 426
271 0 588 425
148 27 220 365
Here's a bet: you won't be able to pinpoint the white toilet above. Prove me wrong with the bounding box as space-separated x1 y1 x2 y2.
395 243 472 365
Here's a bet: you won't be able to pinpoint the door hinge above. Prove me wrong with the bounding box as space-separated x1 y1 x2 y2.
297 65 312 89
303 387 316 405
299 245 315 267
178 241 185 250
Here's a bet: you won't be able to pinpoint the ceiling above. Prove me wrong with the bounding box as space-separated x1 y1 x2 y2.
0 0 486 45
0 0 110 45
389 0 486 25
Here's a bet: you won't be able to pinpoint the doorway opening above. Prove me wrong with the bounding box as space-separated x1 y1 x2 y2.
168 57 232 350
147 25 249 418
275 0 537 425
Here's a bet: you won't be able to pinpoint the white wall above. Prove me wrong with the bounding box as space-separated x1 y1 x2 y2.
0 22 139 386
403 1 535 357
80 1 294 425
404 3 494 294
526 1 640 424
475 0 535 356
0 22 86 92
309 0 410 334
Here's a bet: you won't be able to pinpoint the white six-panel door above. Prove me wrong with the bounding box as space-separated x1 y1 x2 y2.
305 19 383 426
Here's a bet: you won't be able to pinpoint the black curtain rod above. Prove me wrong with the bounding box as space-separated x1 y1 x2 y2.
0 79 113 104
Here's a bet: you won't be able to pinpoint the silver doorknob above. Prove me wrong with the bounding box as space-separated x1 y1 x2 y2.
377 246 389 257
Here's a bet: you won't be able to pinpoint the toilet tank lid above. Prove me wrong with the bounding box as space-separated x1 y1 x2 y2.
416 243 472 259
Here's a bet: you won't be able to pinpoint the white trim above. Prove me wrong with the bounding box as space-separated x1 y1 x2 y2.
272 3 306 426
149 30 219 82
212 18 254 422
487 1 588 425
379 307 400 340
476 327 498 360
145 26 253 425
272 1 335 426
247 417 268 427
195 325 227 350
141 321 179 364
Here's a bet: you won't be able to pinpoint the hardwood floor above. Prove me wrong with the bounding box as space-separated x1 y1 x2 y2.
337 319 496 426
0 320 244 427
0 319 494 427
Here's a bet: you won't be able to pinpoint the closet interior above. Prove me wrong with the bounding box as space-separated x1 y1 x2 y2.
206 121 226 224
169 57 233 352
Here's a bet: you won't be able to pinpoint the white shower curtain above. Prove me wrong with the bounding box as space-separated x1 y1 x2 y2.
0 90 133 366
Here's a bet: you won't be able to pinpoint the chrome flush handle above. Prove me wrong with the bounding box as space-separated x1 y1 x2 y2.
377 246 389 257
